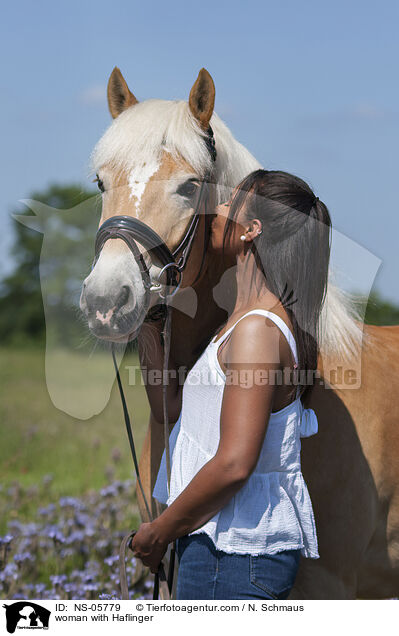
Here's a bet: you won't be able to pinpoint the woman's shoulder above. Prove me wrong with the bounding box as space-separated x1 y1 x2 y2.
221 312 287 367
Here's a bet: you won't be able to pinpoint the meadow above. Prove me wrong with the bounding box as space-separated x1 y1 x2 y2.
0 346 153 599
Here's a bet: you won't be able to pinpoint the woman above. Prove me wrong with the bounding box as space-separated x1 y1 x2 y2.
132 169 331 600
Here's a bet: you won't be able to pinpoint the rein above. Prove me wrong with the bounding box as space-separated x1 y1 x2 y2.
93 126 217 600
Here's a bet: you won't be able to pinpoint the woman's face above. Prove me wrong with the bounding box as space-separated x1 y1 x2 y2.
210 186 248 258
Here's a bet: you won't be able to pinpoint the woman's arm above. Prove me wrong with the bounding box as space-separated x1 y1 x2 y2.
131 315 281 570
137 315 182 424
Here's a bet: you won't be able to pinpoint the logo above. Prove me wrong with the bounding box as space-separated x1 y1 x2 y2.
3 602 51 633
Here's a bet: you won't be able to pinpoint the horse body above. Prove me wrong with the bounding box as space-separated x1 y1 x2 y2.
82 68 399 598
293 323 399 598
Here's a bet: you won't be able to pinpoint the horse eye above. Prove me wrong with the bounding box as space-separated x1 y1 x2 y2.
177 180 198 198
95 174 105 193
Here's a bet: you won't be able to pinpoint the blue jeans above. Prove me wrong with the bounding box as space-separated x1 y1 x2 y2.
176 533 301 600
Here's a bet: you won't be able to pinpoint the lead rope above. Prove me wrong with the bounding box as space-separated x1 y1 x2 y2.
161 302 177 594
113 337 172 601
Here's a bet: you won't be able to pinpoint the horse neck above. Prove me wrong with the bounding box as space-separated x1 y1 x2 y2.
170 247 231 369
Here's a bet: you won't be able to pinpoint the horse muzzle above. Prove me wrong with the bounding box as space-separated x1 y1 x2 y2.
80 277 142 340
80 215 182 341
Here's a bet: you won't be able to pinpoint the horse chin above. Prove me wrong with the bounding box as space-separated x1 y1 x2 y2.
90 325 141 343
88 309 145 343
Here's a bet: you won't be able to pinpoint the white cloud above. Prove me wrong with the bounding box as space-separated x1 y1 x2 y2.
79 84 106 105
297 103 398 129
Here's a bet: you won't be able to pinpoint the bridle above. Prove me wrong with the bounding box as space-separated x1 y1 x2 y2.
94 125 216 308
93 126 217 600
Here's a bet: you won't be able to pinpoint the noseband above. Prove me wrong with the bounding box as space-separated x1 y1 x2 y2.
93 126 217 600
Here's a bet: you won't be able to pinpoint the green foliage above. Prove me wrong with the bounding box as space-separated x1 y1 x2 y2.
0 184 100 347
364 290 399 326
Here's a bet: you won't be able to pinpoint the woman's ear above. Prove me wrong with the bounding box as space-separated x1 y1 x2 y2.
242 219 262 241
251 219 263 236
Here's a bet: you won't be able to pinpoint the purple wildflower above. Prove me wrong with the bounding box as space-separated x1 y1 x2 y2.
14 552 34 564
59 497 84 509
38 504 56 516
0 563 18 581
104 555 119 567
50 574 68 586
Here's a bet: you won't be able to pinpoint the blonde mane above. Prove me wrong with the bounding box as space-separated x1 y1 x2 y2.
90 99 261 206
91 98 366 360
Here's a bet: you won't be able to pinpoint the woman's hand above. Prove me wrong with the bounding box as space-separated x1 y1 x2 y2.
129 522 169 574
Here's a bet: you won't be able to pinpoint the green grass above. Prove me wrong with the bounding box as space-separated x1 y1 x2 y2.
0 346 150 532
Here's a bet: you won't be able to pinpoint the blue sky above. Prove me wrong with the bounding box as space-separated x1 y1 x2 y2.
1 0 398 303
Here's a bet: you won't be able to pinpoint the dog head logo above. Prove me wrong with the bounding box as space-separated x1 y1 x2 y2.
3 602 50 633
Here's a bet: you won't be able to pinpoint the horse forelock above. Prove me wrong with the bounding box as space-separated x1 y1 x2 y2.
89 98 262 206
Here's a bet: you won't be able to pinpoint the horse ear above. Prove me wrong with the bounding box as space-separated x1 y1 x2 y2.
107 67 138 119
188 68 215 130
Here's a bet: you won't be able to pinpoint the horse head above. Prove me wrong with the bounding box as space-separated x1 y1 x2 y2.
80 67 222 341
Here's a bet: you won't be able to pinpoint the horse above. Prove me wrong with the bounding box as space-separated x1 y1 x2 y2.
80 67 399 599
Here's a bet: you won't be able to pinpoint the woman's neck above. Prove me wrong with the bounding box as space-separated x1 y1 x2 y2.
232 252 277 315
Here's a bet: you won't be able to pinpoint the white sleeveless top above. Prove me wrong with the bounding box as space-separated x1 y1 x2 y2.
153 309 320 559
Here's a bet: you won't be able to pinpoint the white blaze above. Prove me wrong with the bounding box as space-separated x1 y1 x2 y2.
128 158 161 217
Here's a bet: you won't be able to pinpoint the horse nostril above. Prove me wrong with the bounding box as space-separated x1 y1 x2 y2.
115 285 130 311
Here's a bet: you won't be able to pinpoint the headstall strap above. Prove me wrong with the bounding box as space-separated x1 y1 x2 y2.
204 125 217 163
94 125 217 600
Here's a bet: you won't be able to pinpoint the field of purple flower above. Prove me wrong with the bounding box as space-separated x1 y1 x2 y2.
0 348 154 599
0 474 153 600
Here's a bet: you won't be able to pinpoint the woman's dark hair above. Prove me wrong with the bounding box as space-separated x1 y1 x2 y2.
222 169 332 401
